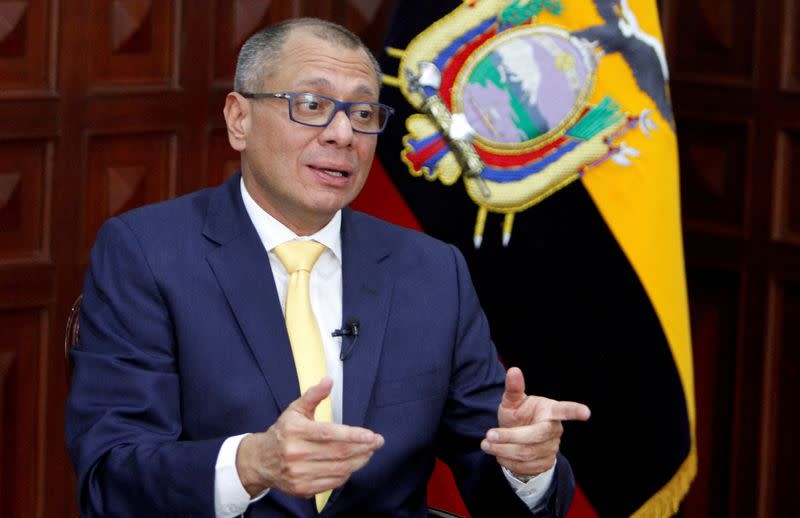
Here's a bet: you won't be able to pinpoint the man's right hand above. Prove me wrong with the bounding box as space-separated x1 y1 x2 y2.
235 377 384 498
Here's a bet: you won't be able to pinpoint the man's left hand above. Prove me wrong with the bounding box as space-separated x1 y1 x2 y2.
480 367 591 478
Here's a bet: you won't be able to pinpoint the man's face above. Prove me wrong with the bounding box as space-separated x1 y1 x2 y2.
227 29 380 235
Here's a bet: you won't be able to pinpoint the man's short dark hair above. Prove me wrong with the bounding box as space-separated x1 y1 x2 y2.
234 18 382 93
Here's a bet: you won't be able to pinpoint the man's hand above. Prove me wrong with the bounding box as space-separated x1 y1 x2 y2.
481 367 590 478
236 377 384 497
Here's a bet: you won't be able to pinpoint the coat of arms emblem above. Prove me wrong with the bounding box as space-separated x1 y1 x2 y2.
383 0 666 247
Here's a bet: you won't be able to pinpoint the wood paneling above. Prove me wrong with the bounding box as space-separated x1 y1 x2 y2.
781 0 800 92
0 0 54 95
206 127 240 187
760 278 800 518
770 281 800 516
0 139 52 262
212 0 300 87
87 0 178 89
84 133 177 253
773 130 800 244
338 0 397 55
0 308 45 518
669 0 756 84
667 0 797 515
678 118 750 235
682 269 742 518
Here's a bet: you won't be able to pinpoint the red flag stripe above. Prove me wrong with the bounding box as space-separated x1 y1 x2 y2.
351 159 422 231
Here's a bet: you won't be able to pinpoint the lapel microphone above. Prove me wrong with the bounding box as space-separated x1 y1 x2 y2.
332 320 360 361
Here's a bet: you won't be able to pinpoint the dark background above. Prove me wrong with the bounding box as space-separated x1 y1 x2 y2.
0 1 797 516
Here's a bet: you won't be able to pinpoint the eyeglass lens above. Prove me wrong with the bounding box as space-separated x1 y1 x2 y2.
289 94 388 133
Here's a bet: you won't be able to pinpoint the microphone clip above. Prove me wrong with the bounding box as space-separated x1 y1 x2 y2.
332 320 360 360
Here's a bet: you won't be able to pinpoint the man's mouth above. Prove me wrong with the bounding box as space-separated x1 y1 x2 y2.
310 164 352 178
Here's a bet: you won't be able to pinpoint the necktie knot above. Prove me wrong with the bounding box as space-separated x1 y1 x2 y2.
274 240 326 274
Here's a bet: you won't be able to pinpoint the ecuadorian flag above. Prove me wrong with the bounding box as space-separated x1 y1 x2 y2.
352 0 696 516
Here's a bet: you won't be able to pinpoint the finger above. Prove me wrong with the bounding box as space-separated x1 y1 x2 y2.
501 367 527 409
304 420 385 446
543 401 591 422
312 448 379 473
290 377 334 419
306 438 384 463
294 452 373 495
481 436 560 463
290 450 380 495
486 421 562 445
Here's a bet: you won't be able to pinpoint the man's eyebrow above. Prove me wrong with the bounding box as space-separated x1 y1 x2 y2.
294 77 333 90
353 84 379 98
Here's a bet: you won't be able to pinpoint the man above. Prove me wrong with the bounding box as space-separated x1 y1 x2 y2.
66 18 590 517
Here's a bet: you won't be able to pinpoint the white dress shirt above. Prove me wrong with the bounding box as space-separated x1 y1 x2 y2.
214 179 553 517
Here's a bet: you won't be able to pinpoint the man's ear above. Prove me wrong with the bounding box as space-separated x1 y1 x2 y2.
223 92 250 151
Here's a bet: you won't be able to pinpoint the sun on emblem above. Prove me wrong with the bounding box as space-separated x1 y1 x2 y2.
383 0 657 247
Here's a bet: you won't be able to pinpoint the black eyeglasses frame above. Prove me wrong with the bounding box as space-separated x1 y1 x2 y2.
238 92 394 135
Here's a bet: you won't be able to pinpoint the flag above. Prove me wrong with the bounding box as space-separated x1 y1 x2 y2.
352 0 696 516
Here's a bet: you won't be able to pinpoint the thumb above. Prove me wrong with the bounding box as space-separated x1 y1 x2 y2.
291 377 333 419
500 367 526 410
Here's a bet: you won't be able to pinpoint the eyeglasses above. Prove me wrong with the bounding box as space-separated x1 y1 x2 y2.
238 92 395 134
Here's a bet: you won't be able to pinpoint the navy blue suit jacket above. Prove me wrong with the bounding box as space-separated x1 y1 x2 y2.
66 173 575 517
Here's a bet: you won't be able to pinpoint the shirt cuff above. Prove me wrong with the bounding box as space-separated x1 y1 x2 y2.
215 433 269 518
501 459 557 510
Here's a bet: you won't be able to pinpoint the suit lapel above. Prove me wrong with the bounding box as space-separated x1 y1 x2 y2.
203 174 300 414
340 209 393 429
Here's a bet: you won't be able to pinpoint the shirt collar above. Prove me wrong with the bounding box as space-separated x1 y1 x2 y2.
240 177 342 262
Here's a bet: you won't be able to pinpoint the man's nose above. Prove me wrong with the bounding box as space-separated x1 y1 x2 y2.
319 109 354 145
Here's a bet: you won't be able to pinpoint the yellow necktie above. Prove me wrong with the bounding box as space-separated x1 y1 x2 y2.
273 240 332 512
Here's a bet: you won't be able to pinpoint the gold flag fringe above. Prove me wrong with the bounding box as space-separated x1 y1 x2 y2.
630 444 697 518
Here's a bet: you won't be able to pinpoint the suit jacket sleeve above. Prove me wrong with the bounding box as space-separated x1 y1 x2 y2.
65 217 222 518
437 244 575 518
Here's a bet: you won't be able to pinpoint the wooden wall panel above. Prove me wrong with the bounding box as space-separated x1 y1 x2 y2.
781 0 800 92
84 133 177 254
669 0 756 84
0 139 52 262
760 278 800 517
87 0 179 89
0 308 44 518
773 130 800 244
678 118 750 234
770 281 800 516
682 269 742 518
0 0 54 95
206 128 240 187
0 264 53 311
337 0 397 54
212 0 300 87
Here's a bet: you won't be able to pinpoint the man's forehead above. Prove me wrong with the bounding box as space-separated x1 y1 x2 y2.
263 33 380 95
290 76 378 98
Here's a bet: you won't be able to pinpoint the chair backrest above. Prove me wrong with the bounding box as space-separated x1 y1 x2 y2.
64 294 82 383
